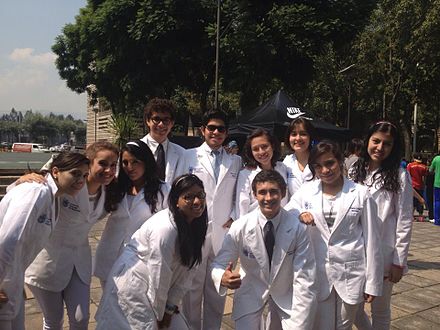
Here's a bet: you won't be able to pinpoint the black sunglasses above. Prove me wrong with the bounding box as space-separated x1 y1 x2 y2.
206 124 227 133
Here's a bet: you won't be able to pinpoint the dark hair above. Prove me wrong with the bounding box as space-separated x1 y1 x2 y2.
243 128 280 168
201 110 229 128
105 140 164 213
350 121 401 193
168 174 208 269
86 141 119 160
50 152 90 172
346 138 363 157
284 117 315 152
308 140 344 180
144 98 176 121
251 169 287 197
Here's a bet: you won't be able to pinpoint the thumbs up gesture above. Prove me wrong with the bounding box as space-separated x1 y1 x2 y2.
221 262 242 290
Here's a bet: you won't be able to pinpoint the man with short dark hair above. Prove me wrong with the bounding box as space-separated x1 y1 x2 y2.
211 170 317 329
181 111 242 330
140 98 186 184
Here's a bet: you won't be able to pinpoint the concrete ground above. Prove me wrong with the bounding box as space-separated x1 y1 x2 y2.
23 218 440 329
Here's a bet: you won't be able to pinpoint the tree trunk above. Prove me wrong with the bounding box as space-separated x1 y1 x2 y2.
400 121 412 160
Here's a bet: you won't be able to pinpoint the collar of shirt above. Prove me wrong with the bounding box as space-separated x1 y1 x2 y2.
257 208 281 234
201 142 224 158
145 134 169 158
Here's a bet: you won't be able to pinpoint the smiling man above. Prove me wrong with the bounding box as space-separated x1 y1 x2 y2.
140 98 186 184
181 110 242 330
211 170 317 329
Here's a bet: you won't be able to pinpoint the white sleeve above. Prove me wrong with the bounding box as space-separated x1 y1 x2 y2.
234 170 253 219
210 222 240 296
393 170 414 267
0 186 44 285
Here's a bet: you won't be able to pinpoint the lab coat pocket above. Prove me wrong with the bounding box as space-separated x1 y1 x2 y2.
344 260 364 299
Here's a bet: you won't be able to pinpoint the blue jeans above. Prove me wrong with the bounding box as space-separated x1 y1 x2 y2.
434 187 440 225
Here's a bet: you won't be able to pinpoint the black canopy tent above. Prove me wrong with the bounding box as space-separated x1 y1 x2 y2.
229 90 351 142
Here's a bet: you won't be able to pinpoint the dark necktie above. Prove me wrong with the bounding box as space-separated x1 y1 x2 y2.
156 143 165 181
264 221 275 267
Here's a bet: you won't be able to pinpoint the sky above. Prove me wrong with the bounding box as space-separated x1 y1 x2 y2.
0 0 88 120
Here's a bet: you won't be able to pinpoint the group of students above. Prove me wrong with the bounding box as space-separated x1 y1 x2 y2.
0 97 413 330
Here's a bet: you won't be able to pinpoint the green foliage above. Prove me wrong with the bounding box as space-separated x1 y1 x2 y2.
0 109 86 145
108 112 141 147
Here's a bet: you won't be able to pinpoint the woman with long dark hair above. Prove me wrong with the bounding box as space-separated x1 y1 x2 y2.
285 140 383 329
283 117 316 196
235 128 288 218
95 174 208 330
0 152 89 329
351 122 413 330
94 140 169 287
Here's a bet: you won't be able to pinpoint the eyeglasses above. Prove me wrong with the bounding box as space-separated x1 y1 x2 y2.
206 125 227 133
183 192 206 203
150 116 172 126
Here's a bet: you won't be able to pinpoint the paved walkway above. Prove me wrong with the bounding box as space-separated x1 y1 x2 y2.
24 219 440 329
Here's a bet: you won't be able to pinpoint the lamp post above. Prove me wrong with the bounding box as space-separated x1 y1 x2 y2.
214 0 221 110
338 64 356 129
412 62 419 153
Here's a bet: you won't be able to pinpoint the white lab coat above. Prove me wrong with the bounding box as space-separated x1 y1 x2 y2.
95 209 196 330
234 161 289 219
93 183 169 282
285 178 383 304
0 174 59 319
183 143 242 254
140 134 187 184
25 183 107 291
283 153 313 196
211 208 317 328
361 168 413 275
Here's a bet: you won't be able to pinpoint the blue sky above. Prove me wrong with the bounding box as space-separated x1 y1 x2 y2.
0 0 87 119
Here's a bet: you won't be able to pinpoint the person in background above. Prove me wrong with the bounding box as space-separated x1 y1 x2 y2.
0 152 89 330
212 170 317 329
93 140 169 288
181 110 242 330
234 128 288 219
95 174 208 330
426 158 435 222
406 153 428 221
286 140 382 330
344 138 363 172
283 117 315 197
141 98 186 184
350 121 413 330
429 152 440 225
225 140 239 155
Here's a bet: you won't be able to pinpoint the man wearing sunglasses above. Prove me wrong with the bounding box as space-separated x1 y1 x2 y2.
181 111 242 330
141 98 186 184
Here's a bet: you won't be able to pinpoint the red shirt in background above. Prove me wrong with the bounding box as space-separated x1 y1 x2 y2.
407 161 428 190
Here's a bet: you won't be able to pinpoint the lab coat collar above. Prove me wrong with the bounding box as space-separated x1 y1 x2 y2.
244 209 270 280
270 208 296 281
329 178 357 234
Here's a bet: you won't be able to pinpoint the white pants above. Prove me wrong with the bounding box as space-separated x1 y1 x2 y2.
28 268 90 330
354 280 393 330
235 298 283 330
181 233 226 330
0 296 25 330
313 288 359 330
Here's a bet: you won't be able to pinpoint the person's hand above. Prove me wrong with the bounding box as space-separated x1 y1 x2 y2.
157 312 173 329
222 218 233 229
363 293 375 303
389 264 404 283
17 173 46 185
0 290 9 308
221 262 241 289
299 212 315 226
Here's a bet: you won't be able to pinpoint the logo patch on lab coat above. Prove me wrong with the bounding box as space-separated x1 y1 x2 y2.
243 248 256 259
62 198 80 212
304 201 313 210
37 214 52 226
348 207 362 216
288 172 296 179
189 166 204 174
